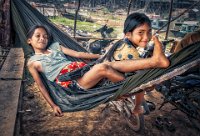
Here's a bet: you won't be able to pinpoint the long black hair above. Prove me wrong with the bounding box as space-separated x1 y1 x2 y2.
123 12 151 34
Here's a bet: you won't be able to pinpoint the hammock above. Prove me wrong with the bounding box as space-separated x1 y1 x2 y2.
11 0 200 112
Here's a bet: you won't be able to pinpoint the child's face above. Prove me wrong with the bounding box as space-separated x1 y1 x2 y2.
27 28 49 50
125 23 152 48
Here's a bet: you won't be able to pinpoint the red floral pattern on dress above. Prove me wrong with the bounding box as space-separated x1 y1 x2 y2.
55 62 86 88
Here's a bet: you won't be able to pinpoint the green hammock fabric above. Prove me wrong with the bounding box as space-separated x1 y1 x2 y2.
10 0 200 111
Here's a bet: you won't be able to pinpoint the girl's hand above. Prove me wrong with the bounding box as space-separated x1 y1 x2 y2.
52 105 63 117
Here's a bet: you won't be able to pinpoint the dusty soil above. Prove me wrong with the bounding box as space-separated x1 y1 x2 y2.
20 80 200 136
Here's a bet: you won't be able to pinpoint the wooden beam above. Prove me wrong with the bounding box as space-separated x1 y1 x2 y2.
0 48 25 136
73 0 81 37
127 0 134 16
0 48 24 79
165 0 173 40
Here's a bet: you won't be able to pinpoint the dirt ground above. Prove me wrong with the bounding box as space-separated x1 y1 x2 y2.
20 80 200 136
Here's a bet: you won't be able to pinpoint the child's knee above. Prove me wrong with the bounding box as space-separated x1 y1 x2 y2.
93 63 110 74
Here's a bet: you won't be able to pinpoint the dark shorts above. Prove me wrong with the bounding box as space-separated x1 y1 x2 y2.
68 80 85 91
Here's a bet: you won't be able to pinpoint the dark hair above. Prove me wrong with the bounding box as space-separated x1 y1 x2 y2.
123 12 151 34
27 25 52 45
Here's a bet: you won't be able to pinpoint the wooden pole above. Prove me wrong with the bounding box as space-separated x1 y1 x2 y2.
43 6 44 15
73 0 81 38
165 0 173 40
127 0 133 16
53 6 55 18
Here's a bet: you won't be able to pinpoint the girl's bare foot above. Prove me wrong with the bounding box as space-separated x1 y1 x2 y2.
151 36 170 68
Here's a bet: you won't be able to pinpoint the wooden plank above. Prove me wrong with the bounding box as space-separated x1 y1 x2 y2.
0 80 22 136
7 48 24 57
0 47 25 136
0 48 25 79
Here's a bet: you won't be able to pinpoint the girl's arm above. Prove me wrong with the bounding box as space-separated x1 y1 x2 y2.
60 45 100 60
28 61 63 117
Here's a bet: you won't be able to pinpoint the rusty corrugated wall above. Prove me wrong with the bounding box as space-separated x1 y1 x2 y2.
0 0 11 47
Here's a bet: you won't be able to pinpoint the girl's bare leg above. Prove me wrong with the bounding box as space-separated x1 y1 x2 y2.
106 36 170 72
133 91 144 115
77 63 125 89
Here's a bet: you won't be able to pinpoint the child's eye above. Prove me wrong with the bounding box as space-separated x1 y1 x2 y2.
138 31 144 35
43 35 48 39
35 35 40 38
